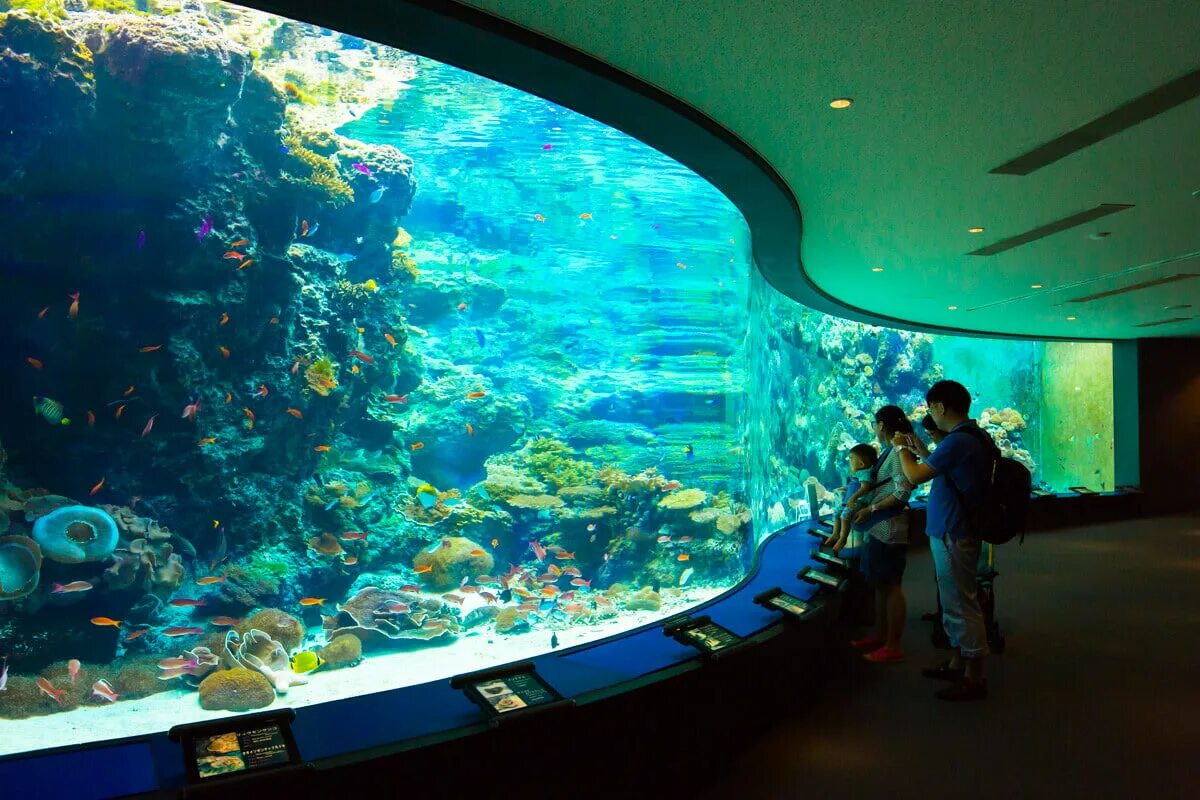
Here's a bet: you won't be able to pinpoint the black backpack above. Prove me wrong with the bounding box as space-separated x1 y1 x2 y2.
944 425 1032 544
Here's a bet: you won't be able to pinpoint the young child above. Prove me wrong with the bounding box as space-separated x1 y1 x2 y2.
826 444 878 554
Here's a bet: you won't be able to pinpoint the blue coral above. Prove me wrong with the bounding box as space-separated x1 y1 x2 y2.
32 506 119 564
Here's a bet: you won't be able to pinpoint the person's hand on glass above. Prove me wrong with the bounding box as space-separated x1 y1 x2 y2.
854 507 872 524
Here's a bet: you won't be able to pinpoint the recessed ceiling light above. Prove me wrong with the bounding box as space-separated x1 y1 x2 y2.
829 98 853 109
947 305 958 311
1089 231 1111 240
968 227 984 234
871 266 884 272
1030 284 1043 289
1066 316 1077 321
1164 304 1192 310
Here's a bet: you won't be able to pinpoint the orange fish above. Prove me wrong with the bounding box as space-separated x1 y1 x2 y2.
286 408 303 419
314 445 331 452
243 407 255 429
341 531 368 541
141 414 158 438
26 357 42 370
92 679 119 703
219 346 231 358
162 627 202 637
548 563 562 576
91 616 121 628
350 365 360 375
579 213 592 220
677 554 690 561
37 306 49 319
237 259 254 270
36 677 66 705
299 597 325 606
468 549 486 557
269 316 280 325
222 251 245 260
466 391 486 399
224 392 232 404
169 598 206 608
555 551 575 560
229 239 249 247
115 404 127 420
139 345 163 353
254 384 269 398
210 616 239 627
385 333 397 347
67 291 79 319
219 312 229 326
89 477 105 496
195 576 225 585
540 586 560 596
414 565 433 574
570 578 592 588
124 628 149 641
299 220 309 237
383 395 407 403
534 213 545 222
124 385 136 397
676 262 687 269
51 581 94 594
456 302 468 311
197 437 217 446
348 349 374 365
465 423 474 436
442 594 464 605
410 442 425 451
87 410 95 427
491 538 499 548
344 556 359 566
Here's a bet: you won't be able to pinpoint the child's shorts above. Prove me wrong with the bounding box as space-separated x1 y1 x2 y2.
861 536 907 585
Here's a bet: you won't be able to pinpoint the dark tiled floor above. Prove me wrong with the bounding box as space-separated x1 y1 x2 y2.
698 514 1200 800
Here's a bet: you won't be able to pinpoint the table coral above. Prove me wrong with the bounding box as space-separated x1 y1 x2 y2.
657 488 707 511
324 586 461 644
198 667 275 711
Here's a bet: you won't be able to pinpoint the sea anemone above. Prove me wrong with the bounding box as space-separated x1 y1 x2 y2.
0 535 42 600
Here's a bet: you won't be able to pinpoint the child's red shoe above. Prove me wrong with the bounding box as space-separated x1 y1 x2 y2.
850 634 884 650
863 646 905 663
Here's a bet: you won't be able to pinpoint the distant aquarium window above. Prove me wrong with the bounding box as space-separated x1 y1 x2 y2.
746 270 1116 534
0 2 752 754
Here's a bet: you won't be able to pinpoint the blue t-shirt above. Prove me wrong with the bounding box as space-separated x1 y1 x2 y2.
925 421 992 540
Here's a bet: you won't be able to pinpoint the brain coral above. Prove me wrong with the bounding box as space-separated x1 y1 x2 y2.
32 505 118 563
658 489 707 511
413 537 494 590
238 609 305 653
318 633 362 669
198 668 276 712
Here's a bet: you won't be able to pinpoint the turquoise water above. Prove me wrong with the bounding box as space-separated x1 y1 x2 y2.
0 2 1111 753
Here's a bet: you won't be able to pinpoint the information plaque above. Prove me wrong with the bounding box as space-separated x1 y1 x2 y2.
1068 486 1097 495
169 710 302 785
799 566 846 592
451 662 572 725
663 614 745 659
812 549 851 571
753 586 815 620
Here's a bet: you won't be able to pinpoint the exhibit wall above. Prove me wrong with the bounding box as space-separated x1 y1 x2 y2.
1137 338 1200 514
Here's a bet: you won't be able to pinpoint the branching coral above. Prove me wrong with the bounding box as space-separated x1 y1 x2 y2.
304 356 338 397
390 248 420 281
526 438 595 489
281 132 354 206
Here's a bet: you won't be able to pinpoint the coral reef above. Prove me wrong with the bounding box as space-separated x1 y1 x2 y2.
237 609 305 654
323 586 461 645
198 667 275 712
220 629 308 693
412 537 493 591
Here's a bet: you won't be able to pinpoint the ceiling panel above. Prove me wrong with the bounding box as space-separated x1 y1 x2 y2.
461 0 1200 338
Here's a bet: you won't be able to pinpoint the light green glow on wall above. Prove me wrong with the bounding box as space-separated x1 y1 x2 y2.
1039 342 1115 490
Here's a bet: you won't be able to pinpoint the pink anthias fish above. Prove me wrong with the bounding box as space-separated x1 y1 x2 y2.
195 214 213 243
91 679 119 703
181 400 201 422
68 659 81 685
141 414 159 438
530 540 546 562
351 162 372 176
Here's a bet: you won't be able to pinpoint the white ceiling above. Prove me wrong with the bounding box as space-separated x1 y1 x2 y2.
460 0 1200 339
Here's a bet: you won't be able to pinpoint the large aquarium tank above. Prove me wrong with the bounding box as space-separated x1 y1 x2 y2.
0 1 1113 756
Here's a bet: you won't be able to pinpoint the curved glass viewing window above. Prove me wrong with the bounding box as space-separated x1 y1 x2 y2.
0 1 752 755
0 1 1115 758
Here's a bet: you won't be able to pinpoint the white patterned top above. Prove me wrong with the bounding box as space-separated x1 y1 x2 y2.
859 446 915 545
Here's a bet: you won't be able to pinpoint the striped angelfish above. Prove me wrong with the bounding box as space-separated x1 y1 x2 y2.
32 396 69 425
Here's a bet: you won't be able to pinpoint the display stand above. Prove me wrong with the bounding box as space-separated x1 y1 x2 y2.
1031 488 1056 497
799 566 847 593
168 709 305 793
811 548 851 573
1068 486 1098 495
753 586 818 621
451 662 573 727
663 614 746 660
807 520 833 539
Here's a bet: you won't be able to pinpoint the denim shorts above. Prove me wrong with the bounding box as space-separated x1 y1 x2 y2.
861 536 907 585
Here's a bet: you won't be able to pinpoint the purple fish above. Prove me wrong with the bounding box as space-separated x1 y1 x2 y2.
351 162 372 176
195 214 213 243
136 230 146 250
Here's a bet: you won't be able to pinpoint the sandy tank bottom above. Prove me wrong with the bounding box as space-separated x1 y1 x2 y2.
0 586 724 757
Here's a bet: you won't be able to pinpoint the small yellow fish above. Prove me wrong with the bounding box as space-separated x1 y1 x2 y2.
290 650 325 674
